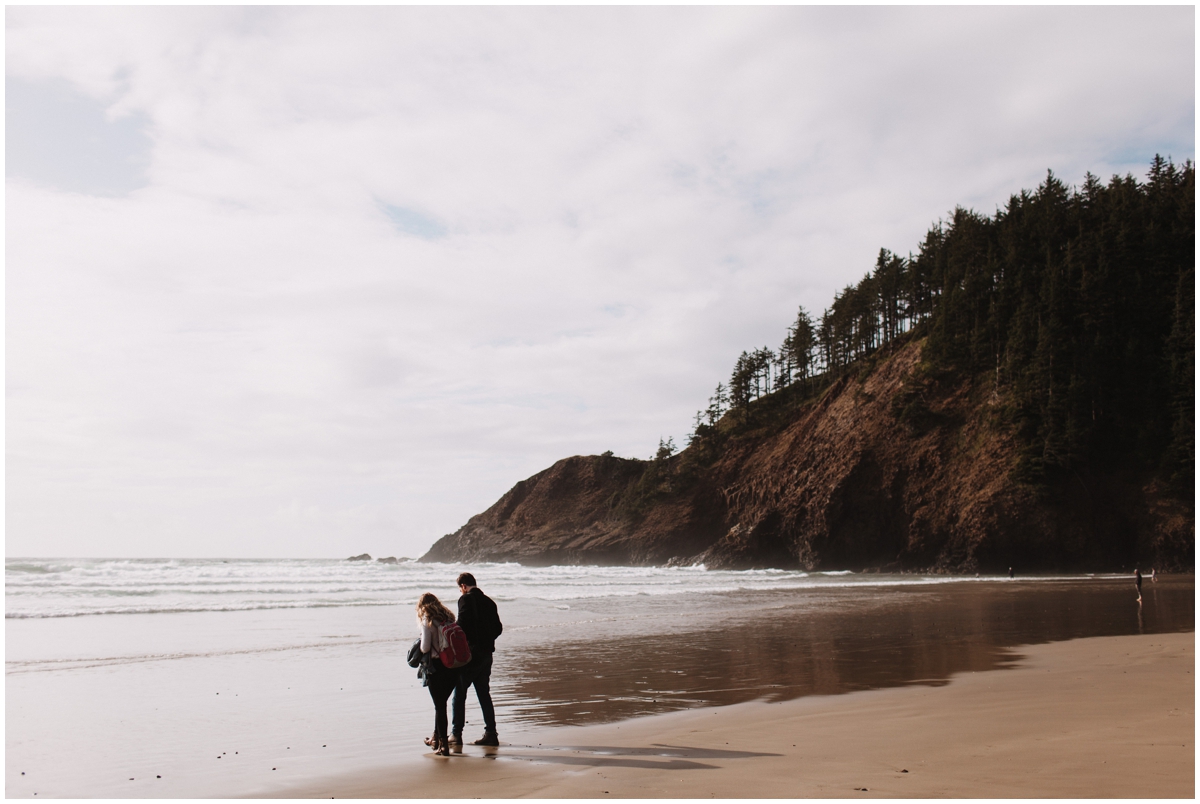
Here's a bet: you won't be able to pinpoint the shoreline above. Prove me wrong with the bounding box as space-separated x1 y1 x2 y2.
270 631 1194 798
9 573 1189 798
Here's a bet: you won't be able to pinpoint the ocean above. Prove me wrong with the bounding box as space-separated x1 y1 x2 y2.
5 557 985 620
5 558 1193 797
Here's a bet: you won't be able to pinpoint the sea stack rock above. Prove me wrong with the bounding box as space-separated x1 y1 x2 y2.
346 553 372 562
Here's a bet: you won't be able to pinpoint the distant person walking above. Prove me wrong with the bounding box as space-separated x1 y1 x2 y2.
416 592 461 756
1134 569 1143 603
450 572 503 749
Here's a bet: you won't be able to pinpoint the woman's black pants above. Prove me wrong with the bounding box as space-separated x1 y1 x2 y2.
427 669 457 740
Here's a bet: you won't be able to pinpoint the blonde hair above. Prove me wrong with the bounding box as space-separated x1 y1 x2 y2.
416 592 455 625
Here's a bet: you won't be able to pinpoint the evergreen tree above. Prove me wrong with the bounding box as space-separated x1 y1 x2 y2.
706 382 729 425
655 436 676 461
781 306 816 393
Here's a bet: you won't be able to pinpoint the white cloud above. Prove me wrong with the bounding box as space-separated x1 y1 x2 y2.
5 6 1194 558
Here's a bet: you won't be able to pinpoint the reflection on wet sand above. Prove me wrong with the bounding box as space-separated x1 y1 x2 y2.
427 742 781 772
493 576 1193 728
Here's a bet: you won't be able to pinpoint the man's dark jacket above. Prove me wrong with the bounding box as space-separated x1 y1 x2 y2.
457 587 502 655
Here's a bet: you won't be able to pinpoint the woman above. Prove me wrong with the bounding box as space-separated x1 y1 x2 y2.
416 592 460 756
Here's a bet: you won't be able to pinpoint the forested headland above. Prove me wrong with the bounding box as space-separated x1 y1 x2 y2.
423 158 1194 572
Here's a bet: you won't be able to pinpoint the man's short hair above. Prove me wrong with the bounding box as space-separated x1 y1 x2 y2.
457 572 477 588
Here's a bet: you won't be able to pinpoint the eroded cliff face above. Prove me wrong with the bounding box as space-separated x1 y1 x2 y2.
421 339 1194 572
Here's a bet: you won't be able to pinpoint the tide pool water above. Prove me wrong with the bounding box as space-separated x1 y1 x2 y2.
5 559 1192 797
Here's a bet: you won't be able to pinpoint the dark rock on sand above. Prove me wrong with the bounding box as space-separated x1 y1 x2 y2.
421 338 1193 573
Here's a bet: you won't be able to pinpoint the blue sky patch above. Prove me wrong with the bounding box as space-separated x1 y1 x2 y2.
6 76 152 196
379 202 448 239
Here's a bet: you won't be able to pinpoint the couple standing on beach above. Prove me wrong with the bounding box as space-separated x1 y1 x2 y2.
414 572 503 756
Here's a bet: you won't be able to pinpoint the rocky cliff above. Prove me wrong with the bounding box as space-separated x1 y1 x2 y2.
421 338 1193 572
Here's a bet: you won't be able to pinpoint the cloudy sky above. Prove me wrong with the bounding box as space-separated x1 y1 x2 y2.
6 6 1194 559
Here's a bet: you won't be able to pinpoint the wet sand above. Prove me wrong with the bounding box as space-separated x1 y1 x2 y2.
491 575 1194 727
277 631 1194 798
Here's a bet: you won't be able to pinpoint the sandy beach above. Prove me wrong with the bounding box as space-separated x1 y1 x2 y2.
280 631 1194 798
7 568 1191 798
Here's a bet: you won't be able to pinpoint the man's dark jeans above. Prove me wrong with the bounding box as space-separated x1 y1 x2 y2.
452 650 496 736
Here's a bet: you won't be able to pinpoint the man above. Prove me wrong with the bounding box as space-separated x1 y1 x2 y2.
449 572 502 750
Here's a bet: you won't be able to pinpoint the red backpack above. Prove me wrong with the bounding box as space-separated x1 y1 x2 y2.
437 621 472 669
